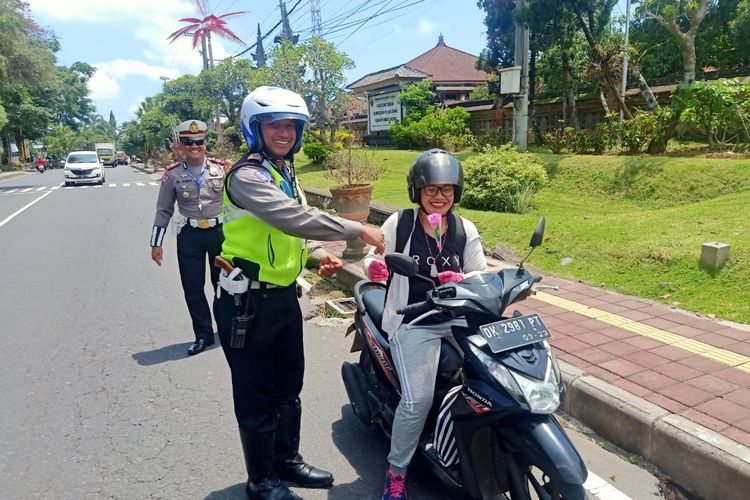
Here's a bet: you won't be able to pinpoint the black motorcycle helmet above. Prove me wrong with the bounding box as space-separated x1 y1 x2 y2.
407 148 464 204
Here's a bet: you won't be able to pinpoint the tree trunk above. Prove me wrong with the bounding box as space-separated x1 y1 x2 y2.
529 43 543 143
571 5 632 119
599 90 611 115
681 36 696 86
632 65 660 110
561 50 578 128
200 37 209 71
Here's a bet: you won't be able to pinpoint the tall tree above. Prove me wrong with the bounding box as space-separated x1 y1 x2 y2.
0 0 59 157
199 58 254 127
476 0 516 71
635 0 712 86
302 37 355 141
565 0 632 118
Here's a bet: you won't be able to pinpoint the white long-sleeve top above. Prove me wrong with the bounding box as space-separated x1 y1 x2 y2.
363 210 487 335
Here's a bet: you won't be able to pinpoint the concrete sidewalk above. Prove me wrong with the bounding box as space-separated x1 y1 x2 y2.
314 239 750 500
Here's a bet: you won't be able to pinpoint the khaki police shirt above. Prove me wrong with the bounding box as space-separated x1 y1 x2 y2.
150 157 227 246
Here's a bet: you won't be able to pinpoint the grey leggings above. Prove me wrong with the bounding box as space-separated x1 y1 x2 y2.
387 322 457 469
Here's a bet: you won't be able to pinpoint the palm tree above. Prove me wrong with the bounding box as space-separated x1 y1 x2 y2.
167 0 247 70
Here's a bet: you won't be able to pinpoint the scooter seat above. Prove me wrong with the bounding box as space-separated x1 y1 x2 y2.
361 288 386 332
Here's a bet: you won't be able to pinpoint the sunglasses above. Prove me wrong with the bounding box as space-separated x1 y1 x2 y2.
423 185 455 197
180 139 205 146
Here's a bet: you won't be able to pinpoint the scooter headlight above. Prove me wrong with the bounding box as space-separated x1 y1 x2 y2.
467 343 524 402
511 363 560 414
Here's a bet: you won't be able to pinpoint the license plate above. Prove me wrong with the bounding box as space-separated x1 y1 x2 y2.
479 314 551 354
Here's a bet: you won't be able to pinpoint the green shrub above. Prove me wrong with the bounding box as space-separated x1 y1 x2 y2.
390 106 474 151
476 127 510 149
571 123 612 154
302 141 330 164
617 111 659 154
543 127 567 154
461 145 548 213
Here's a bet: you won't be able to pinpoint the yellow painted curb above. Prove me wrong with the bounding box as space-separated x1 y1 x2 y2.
535 292 750 373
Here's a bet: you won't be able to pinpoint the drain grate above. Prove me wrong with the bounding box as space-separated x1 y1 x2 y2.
325 298 357 317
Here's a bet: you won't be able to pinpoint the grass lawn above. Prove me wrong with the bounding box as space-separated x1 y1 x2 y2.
296 148 750 324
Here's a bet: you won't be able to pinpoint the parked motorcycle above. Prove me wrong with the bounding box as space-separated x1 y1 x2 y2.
342 217 588 499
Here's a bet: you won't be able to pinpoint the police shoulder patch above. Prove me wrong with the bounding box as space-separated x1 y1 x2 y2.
161 172 170 183
252 168 274 184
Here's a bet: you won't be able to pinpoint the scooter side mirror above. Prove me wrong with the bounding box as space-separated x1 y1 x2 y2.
529 217 545 248
385 253 419 278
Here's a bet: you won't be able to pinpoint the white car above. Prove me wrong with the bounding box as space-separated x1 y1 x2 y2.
64 151 106 185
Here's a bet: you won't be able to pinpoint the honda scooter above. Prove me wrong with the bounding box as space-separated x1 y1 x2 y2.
342 218 588 499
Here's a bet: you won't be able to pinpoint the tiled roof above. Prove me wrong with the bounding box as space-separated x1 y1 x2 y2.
348 65 430 90
404 37 487 84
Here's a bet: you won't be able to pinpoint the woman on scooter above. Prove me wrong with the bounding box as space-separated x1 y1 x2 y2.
363 148 487 500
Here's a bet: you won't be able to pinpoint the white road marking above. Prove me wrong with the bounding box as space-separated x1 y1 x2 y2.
5 189 18 194
135 182 144 186
149 182 158 186
51 185 61 190
122 183 131 187
35 186 46 191
20 187 32 193
108 183 116 187
584 471 632 500
0 191 53 229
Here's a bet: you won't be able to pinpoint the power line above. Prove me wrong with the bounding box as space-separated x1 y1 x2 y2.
234 0 306 57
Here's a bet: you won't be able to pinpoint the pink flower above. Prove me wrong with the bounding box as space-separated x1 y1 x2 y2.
427 213 443 251
427 213 441 228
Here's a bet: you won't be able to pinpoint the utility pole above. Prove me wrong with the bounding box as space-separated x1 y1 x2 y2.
513 0 530 152
620 0 632 123
311 0 322 37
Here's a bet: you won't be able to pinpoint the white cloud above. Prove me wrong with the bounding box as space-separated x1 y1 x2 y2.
128 96 146 116
417 19 438 35
88 70 120 100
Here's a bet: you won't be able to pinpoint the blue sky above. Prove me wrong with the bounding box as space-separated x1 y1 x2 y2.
26 0 492 125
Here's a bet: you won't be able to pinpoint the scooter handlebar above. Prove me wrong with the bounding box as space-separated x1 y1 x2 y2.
397 300 432 317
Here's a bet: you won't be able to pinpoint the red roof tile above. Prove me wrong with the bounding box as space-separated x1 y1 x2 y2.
404 38 487 84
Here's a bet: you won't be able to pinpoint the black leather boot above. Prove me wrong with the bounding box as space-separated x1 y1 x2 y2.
239 428 302 500
275 399 334 488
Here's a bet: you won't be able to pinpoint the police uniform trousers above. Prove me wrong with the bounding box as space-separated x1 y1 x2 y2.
215 284 304 432
176 224 223 342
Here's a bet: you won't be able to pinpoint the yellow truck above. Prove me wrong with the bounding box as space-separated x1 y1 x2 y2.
95 142 116 166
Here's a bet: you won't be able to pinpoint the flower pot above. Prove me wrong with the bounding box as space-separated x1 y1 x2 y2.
330 184 373 260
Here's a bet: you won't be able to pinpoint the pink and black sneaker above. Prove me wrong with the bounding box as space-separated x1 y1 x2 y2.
382 466 407 500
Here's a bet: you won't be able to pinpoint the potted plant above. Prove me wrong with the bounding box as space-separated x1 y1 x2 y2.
324 139 381 259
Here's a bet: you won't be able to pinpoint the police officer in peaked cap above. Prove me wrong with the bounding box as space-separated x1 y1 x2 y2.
150 119 229 356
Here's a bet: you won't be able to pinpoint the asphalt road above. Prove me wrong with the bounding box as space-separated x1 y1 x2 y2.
0 166 662 499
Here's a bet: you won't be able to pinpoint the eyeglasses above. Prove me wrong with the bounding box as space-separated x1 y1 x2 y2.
422 185 455 197
180 139 205 146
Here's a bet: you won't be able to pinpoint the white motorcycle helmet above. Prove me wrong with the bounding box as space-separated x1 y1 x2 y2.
240 86 310 158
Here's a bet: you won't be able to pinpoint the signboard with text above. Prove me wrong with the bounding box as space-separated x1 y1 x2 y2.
368 91 402 132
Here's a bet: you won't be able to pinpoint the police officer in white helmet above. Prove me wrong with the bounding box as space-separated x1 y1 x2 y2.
215 86 384 500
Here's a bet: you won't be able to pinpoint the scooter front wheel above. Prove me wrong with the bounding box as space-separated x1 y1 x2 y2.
507 461 588 500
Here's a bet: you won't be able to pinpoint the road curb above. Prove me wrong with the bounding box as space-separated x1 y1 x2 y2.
559 362 750 500
326 260 750 500
0 171 25 182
